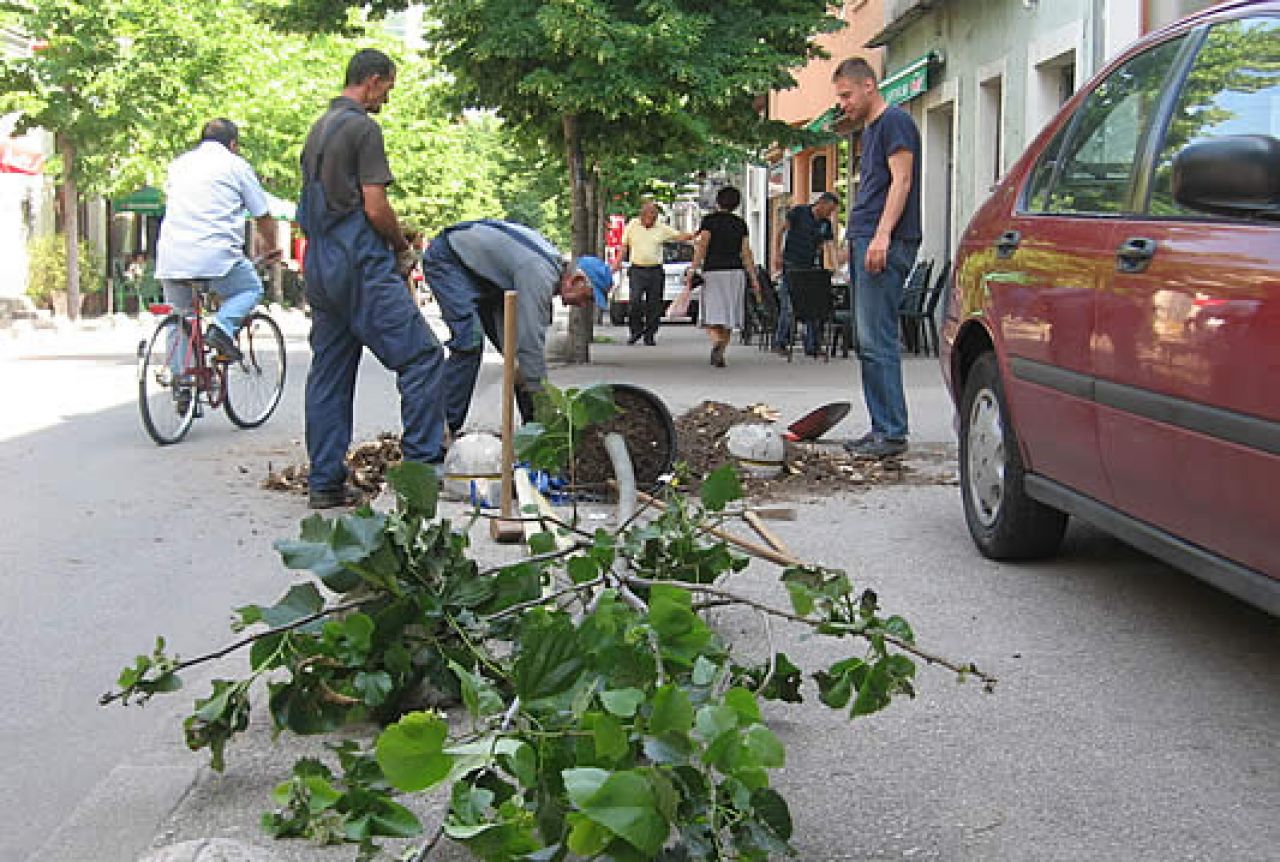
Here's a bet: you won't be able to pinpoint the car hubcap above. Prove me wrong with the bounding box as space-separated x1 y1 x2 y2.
967 388 1005 528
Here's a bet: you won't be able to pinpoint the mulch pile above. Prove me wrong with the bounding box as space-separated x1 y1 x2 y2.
671 400 956 499
260 402 956 502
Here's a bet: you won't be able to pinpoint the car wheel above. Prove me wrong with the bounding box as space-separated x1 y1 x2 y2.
609 301 628 326
959 352 1068 560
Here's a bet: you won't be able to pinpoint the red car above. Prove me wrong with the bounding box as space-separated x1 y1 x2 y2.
940 0 1280 615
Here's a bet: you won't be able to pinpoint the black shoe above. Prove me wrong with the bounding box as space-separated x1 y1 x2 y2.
710 345 726 367
206 325 243 362
847 435 907 459
308 485 363 509
627 332 643 345
174 386 193 416
643 336 656 346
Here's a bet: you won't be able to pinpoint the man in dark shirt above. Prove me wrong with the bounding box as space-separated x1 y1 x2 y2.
297 49 445 508
834 57 922 459
771 191 839 355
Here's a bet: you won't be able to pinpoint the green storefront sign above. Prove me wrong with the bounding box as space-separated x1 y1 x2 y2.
880 52 939 106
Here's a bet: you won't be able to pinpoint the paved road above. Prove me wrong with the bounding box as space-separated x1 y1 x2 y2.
4 313 1277 860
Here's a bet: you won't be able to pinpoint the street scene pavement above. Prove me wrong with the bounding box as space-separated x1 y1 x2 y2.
3 307 1277 861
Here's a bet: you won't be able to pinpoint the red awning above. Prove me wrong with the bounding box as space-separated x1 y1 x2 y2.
0 136 46 175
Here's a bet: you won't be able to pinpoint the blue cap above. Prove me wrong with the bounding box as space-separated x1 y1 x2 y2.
576 255 613 309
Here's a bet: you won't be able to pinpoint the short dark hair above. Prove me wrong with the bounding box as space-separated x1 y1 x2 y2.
345 49 395 87
715 185 742 212
200 118 239 148
816 191 839 206
833 57 878 85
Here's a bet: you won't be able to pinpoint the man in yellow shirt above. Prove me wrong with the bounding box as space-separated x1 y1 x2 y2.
614 201 693 345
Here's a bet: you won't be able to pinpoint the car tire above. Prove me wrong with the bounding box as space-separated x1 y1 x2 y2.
609 301 628 326
959 352 1068 560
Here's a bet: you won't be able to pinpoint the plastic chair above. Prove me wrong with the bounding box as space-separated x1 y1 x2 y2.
900 260 949 357
743 266 779 348
786 268 833 362
896 259 935 355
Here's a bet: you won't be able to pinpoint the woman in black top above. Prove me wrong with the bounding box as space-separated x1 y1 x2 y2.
685 186 761 367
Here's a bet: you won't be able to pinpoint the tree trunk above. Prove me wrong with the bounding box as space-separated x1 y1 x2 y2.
59 134 80 321
562 113 592 363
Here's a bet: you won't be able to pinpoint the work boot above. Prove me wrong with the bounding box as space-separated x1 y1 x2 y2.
205 324 243 362
847 434 907 459
308 485 363 509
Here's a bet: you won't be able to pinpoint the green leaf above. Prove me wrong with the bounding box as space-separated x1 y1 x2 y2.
723 687 761 726
742 725 785 769
353 671 393 707
241 583 325 630
695 704 738 742
514 610 584 701
448 660 504 719
567 555 599 584
563 768 669 856
600 687 645 718
500 742 538 788
586 712 630 762
441 572 496 609
566 811 611 856
882 614 915 642
751 787 793 841
648 684 694 735
527 531 556 555
642 732 692 766
375 711 452 792
692 656 720 687
699 463 743 511
387 461 438 518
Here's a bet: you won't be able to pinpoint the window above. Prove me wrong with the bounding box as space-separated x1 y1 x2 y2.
1148 17 1280 216
810 153 828 194
1033 36 1185 215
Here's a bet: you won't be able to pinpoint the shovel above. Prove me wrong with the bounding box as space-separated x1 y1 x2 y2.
783 401 851 442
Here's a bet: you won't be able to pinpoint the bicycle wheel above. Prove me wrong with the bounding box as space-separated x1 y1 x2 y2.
223 311 286 429
138 314 198 445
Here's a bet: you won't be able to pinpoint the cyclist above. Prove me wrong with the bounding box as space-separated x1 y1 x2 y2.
155 118 281 363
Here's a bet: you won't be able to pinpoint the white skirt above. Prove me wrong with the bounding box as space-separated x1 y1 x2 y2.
699 269 745 329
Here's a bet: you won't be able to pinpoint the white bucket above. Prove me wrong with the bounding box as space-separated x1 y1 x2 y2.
441 432 503 507
725 423 785 478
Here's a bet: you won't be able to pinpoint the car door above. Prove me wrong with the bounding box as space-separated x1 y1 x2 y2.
990 35 1190 504
1098 14 1280 573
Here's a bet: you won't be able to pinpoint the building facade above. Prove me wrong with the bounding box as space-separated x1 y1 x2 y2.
867 0 1222 269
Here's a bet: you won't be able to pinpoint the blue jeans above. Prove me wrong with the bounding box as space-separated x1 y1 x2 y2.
773 269 818 353
161 257 264 338
852 237 919 440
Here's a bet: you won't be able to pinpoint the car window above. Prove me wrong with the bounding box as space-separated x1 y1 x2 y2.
1032 36 1186 215
1148 17 1280 216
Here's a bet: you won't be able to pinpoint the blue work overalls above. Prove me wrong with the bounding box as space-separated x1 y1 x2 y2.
298 112 444 493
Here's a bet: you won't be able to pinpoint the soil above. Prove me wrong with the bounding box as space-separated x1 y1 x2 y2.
670 400 957 500
572 386 675 490
260 402 957 503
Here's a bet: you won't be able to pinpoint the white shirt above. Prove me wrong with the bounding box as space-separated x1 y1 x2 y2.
155 141 270 279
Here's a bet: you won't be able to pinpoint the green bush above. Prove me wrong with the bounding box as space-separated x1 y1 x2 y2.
26 233 105 309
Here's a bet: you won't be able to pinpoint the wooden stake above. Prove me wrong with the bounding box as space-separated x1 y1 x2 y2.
490 290 523 543
743 511 794 558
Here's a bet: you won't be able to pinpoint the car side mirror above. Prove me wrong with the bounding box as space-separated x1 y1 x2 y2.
1172 134 1280 219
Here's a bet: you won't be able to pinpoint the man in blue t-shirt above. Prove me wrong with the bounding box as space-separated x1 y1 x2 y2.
834 57 922 459
771 191 839 355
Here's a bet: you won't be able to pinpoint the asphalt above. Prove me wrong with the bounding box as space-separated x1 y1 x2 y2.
13 307 1279 862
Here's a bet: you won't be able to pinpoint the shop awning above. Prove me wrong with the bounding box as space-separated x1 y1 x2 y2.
879 52 941 106
804 105 842 133
0 135 45 175
114 186 165 216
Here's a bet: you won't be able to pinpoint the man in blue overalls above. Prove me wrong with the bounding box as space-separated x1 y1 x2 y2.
419 220 608 433
298 49 445 508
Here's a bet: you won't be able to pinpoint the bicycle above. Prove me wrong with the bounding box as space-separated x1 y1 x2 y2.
137 280 287 445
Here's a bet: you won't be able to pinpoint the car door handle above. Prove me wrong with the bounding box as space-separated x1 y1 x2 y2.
1116 237 1156 273
994 230 1021 259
